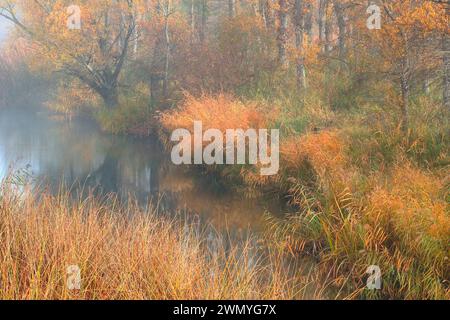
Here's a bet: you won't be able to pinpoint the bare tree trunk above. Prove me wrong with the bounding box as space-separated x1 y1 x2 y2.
133 27 139 58
262 0 274 30
333 0 346 58
133 9 140 58
324 1 332 53
199 0 207 44
304 1 313 45
163 0 171 100
444 6 449 109
318 0 328 51
228 0 236 18
423 78 431 95
400 58 410 133
277 0 288 68
294 0 306 93
258 0 266 22
190 0 196 44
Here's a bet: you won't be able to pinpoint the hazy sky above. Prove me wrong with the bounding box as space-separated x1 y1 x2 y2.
0 18 13 42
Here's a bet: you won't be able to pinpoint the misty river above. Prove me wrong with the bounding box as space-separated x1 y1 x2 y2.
0 107 285 236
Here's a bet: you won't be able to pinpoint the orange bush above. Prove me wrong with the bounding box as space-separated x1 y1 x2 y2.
160 93 271 133
159 94 281 195
280 131 346 177
368 163 449 243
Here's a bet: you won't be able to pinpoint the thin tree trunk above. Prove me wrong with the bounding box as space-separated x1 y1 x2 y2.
304 1 313 45
163 0 171 100
258 0 265 22
294 0 306 93
199 0 207 44
334 0 346 58
277 0 288 68
150 75 157 106
190 0 195 44
444 6 449 109
228 0 236 18
423 78 431 95
318 0 328 51
400 59 410 133
262 0 274 30
325 1 332 54
133 11 139 58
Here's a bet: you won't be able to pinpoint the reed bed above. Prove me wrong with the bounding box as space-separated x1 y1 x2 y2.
159 94 449 299
0 182 303 300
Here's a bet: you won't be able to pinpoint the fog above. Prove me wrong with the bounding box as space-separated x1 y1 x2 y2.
0 17 12 42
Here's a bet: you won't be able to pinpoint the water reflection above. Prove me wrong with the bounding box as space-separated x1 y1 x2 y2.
0 107 283 232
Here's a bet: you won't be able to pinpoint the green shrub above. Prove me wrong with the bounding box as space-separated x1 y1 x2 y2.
96 83 154 135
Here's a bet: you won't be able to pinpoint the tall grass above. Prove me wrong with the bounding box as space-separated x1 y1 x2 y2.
158 93 449 299
159 93 272 134
267 161 449 299
266 100 450 299
0 181 304 300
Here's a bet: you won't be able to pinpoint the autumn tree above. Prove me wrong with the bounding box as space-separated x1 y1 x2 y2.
363 0 446 131
0 0 144 109
440 1 449 108
425 1 449 108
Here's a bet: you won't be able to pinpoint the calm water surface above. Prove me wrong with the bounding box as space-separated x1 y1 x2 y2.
0 107 284 234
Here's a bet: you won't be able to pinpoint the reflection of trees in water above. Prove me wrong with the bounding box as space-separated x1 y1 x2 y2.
0 109 166 203
89 151 119 194
84 138 163 202
1 110 283 235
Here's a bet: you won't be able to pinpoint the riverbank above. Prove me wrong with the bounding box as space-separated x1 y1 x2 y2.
158 94 450 299
11 93 447 300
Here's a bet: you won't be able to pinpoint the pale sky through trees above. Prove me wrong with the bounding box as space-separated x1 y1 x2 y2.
0 18 12 42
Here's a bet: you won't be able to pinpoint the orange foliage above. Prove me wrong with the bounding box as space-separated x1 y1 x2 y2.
280 131 346 177
159 94 280 194
160 93 272 133
368 163 449 242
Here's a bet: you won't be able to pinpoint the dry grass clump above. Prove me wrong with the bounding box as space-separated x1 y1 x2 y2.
280 131 346 175
158 94 281 194
159 93 272 134
157 94 448 299
267 156 449 299
365 164 449 295
0 183 299 300
368 164 448 238
261 123 448 299
239 131 347 195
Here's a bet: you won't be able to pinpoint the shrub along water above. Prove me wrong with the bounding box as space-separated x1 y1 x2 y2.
159 93 449 299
